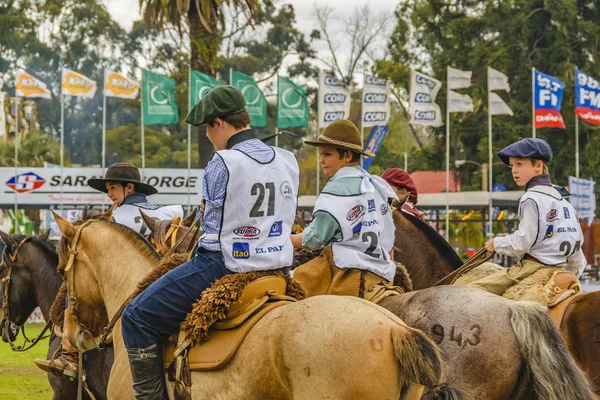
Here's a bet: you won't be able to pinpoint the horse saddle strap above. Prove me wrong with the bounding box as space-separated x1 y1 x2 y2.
434 248 491 286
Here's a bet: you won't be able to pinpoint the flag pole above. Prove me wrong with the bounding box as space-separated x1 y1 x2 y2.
445 66 450 240
361 71 365 167
187 64 192 212
575 114 579 182
140 81 145 178
487 67 493 238
102 88 107 212
14 97 19 233
404 123 408 171
60 87 64 212
532 67 536 138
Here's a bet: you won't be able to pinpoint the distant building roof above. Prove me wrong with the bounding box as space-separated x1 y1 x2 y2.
410 171 460 193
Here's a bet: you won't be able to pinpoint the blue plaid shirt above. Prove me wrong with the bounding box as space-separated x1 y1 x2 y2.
199 130 274 251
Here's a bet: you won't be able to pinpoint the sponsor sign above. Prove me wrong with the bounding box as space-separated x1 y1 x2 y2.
0 167 202 207
534 69 566 129
568 176 596 219
409 71 443 127
346 205 364 222
104 69 140 99
318 71 351 128
362 74 391 127
62 68 97 98
575 68 600 125
15 70 51 99
269 221 283 237
233 226 261 238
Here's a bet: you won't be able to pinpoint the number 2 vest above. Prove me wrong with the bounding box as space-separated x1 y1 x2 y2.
218 147 299 273
112 203 184 237
521 186 583 265
313 167 396 282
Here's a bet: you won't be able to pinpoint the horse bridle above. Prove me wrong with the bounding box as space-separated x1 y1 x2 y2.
0 237 52 351
65 215 202 350
153 216 182 255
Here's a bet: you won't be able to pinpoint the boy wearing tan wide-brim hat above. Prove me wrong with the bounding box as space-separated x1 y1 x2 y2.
291 119 401 300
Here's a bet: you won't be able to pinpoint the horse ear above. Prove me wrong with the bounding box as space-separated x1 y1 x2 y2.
0 229 16 251
37 230 51 242
181 209 197 227
139 211 156 232
51 210 76 239
101 204 114 221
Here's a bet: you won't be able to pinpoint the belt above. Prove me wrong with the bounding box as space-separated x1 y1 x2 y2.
522 254 543 264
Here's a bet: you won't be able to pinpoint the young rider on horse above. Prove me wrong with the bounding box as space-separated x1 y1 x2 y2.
34 162 183 378
381 168 423 219
88 162 184 237
290 119 399 297
120 86 299 399
468 138 587 295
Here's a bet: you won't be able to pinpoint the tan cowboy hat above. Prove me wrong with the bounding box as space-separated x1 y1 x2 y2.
87 162 158 195
304 119 374 157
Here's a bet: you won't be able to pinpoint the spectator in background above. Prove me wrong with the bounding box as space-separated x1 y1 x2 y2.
381 168 423 220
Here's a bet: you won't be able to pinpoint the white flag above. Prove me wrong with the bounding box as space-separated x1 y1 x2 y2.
61 68 97 98
15 70 52 99
409 70 443 127
448 90 474 113
104 69 140 99
489 93 513 116
447 67 472 89
318 71 351 128
0 77 4 89
488 67 510 92
362 75 391 127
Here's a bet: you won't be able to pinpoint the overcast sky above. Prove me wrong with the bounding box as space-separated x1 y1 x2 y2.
103 0 398 73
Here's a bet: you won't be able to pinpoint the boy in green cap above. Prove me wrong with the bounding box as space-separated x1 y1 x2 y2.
121 85 299 399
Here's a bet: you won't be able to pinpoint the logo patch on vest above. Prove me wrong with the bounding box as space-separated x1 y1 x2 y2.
352 222 362 237
380 203 388 215
232 242 250 259
280 181 294 200
368 199 376 212
563 207 571 219
346 205 364 223
544 225 554 239
268 221 282 237
233 226 261 238
546 209 558 222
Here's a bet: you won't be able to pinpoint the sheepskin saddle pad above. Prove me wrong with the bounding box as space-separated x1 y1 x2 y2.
164 271 305 372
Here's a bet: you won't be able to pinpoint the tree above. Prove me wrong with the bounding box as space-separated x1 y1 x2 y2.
381 0 600 197
139 0 261 168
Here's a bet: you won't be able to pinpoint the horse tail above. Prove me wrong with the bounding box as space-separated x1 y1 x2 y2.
509 301 596 400
393 326 467 400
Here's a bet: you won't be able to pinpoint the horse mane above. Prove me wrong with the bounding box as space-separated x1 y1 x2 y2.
399 210 464 270
9 234 57 256
57 217 160 272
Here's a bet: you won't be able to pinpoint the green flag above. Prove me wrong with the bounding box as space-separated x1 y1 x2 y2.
142 69 178 125
276 76 309 128
231 70 267 127
190 70 222 108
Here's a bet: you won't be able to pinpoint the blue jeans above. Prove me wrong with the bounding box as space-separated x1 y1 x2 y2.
121 248 232 349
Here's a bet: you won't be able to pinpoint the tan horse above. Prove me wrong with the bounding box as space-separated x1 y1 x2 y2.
52 212 464 400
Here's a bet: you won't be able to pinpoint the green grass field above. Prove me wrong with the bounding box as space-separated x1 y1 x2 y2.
0 323 54 400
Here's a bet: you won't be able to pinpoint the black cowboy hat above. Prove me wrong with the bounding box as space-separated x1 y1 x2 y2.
87 162 158 195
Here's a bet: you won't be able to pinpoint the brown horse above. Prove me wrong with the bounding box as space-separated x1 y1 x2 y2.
393 208 600 395
0 230 113 400
153 215 596 400
52 211 465 400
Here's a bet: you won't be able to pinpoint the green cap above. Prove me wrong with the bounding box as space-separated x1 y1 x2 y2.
185 85 247 126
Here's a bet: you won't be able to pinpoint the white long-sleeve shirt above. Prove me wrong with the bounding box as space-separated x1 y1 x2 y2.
494 186 587 277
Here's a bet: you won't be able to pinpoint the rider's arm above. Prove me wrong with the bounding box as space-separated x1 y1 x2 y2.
493 199 538 257
566 249 587 278
301 211 342 250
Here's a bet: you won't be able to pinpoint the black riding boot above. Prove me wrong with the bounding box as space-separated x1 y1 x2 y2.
127 344 168 400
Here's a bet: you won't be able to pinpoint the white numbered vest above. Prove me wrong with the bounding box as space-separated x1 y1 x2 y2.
112 202 184 237
314 167 397 281
521 186 583 265
218 147 299 273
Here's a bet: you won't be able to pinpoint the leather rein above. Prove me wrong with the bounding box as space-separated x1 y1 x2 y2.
65 214 202 350
0 237 52 352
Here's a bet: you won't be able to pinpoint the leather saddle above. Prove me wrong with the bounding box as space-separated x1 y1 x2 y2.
163 275 296 372
547 271 584 327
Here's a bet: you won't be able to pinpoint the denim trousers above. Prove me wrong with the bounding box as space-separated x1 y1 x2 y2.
121 248 232 349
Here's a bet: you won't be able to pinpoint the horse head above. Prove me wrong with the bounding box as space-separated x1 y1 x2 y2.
143 209 199 256
53 211 111 352
0 230 47 342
